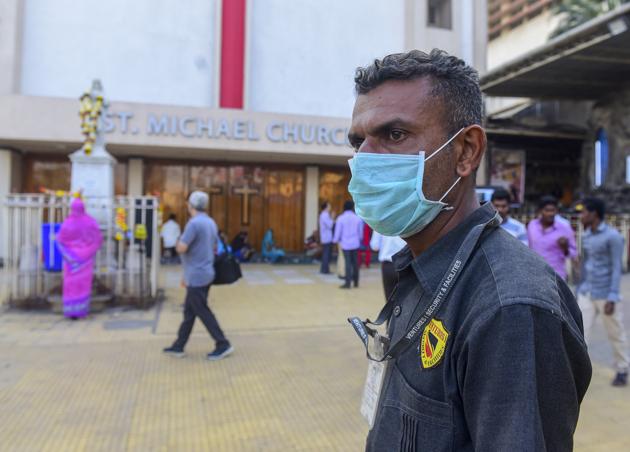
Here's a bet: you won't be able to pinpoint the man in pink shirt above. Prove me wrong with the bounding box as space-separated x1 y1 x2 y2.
527 195 577 280
333 200 363 289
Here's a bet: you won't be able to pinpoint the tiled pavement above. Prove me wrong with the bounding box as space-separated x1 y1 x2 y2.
0 264 629 451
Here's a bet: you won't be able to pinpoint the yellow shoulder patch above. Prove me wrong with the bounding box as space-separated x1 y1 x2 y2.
420 319 449 369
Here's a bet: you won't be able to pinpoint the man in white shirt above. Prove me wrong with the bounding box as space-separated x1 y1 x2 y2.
161 214 181 263
370 231 406 301
319 202 335 274
491 188 528 246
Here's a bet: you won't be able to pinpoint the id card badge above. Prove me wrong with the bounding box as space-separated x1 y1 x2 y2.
360 333 389 428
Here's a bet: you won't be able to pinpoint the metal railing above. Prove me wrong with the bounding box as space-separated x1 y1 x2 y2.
1 194 160 309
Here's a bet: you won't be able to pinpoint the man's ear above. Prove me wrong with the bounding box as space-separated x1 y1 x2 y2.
456 125 486 177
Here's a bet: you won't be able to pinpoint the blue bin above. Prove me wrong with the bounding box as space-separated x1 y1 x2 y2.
42 223 62 272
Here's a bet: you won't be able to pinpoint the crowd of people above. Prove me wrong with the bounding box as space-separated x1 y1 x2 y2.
491 189 628 387
158 189 628 385
150 182 629 388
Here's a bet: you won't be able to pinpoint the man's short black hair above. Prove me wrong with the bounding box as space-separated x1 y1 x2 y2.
583 197 605 219
343 200 354 212
491 188 510 203
354 49 482 135
538 195 558 210
320 201 329 211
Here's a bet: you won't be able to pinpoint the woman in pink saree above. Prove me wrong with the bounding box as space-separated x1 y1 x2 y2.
56 198 103 319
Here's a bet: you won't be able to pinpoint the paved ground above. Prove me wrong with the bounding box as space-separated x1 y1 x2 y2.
0 264 629 451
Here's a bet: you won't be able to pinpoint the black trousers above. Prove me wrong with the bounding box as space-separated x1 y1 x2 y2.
320 243 332 273
381 261 398 302
173 285 229 349
343 249 359 287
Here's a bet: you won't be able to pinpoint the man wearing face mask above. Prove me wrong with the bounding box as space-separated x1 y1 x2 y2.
346 50 591 452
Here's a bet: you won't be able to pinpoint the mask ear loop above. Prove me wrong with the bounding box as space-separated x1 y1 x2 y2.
425 127 465 162
424 127 465 210
438 177 461 210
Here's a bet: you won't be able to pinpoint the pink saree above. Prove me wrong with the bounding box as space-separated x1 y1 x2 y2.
56 198 103 318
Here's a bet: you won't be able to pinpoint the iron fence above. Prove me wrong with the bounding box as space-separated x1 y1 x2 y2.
1 194 160 309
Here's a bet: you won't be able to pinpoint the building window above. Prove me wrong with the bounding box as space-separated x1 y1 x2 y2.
428 0 452 29
594 128 609 187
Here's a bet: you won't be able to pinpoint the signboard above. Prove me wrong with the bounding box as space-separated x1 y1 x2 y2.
102 111 349 147
490 149 525 204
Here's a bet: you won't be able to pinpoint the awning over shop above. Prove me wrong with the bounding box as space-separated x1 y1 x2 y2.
481 4 630 99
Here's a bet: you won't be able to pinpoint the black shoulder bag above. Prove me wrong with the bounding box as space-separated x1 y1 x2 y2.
213 238 242 285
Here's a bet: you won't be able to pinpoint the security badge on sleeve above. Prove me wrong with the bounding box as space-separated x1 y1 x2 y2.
420 318 449 369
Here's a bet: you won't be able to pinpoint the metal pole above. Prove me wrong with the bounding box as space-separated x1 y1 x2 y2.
151 197 159 298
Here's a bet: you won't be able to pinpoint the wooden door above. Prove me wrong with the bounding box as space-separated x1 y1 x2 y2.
227 166 265 251
265 169 304 251
189 165 228 232
144 162 187 227
319 167 351 219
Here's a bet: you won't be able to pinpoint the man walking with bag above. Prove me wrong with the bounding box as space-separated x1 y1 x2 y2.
163 191 233 361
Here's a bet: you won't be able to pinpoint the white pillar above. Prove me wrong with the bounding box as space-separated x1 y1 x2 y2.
0 0 24 95
128 158 144 196
0 149 22 264
304 166 319 241
460 0 475 67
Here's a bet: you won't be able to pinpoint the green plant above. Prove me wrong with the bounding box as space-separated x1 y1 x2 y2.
550 0 629 38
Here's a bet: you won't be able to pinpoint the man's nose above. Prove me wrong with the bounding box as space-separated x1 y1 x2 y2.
357 137 379 154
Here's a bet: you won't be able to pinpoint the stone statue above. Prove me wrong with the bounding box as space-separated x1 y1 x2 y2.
70 80 116 224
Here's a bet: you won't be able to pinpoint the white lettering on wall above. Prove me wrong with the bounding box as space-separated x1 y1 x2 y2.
147 114 169 135
108 111 347 146
266 121 283 142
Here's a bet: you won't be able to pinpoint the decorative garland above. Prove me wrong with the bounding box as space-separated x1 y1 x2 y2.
79 91 104 155
115 207 128 241
39 187 83 199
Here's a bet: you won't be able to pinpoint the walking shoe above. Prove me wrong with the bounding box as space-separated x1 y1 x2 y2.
339 284 350 289
612 372 628 387
162 346 185 358
207 344 234 361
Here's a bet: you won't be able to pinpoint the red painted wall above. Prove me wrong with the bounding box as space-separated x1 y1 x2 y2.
220 0 246 109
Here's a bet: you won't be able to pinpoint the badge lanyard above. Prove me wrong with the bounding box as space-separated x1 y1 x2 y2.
348 212 501 362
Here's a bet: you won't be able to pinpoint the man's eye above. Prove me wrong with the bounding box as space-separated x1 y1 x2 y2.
389 130 406 141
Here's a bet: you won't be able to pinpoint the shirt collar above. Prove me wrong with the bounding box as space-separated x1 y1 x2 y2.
534 217 557 231
392 202 497 294
585 222 607 235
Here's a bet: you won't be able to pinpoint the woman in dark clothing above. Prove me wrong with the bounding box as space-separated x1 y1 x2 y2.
230 231 254 262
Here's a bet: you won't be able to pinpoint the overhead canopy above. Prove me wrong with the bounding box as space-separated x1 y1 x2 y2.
481 4 630 99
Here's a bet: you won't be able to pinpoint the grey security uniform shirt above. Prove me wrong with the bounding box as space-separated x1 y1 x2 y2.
366 203 591 452
578 222 624 302
179 213 218 287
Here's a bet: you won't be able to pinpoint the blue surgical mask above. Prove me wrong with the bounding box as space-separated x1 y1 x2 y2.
348 128 464 238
